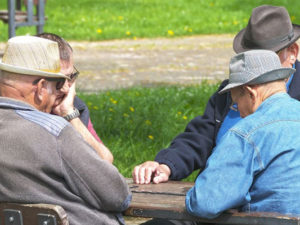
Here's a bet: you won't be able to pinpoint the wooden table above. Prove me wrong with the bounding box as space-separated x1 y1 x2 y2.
124 178 300 225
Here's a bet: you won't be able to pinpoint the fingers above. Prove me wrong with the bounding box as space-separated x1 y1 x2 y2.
153 172 169 184
132 161 159 184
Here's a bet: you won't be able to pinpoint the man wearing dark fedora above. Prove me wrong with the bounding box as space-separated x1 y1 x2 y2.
133 5 300 187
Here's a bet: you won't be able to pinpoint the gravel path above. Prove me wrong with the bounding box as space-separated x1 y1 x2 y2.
70 34 235 92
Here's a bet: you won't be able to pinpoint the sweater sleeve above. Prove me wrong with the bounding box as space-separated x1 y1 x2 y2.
155 80 229 180
58 125 131 212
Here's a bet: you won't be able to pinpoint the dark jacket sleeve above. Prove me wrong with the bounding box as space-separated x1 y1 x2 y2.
155 80 231 180
74 96 90 127
288 60 300 101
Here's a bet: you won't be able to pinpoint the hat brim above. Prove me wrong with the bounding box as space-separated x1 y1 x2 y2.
0 59 70 80
218 67 295 94
233 24 300 53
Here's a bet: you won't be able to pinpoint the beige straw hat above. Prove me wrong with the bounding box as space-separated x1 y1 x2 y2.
0 36 69 79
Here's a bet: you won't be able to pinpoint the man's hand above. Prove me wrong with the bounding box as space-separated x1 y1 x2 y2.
52 82 76 116
132 161 171 184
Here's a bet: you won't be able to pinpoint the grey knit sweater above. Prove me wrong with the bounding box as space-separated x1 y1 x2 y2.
0 97 131 225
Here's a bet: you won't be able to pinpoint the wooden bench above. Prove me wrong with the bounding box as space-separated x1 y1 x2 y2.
0 203 68 225
124 178 300 225
0 0 46 38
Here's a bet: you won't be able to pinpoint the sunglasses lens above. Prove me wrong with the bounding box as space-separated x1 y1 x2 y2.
56 79 66 90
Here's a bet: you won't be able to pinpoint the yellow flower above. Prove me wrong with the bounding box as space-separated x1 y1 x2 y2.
233 20 239 25
110 98 117 104
133 36 137 40
177 111 182 115
109 108 114 112
168 30 174 36
126 31 131 36
97 28 102 34
145 120 152 125
123 113 129 117
148 135 154 140
129 107 135 112
93 106 99 110
188 28 193 32
118 16 124 21
291 16 296 22
87 102 92 106
183 115 187 120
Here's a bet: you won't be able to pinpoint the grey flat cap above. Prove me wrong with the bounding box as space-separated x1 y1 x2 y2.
219 50 295 94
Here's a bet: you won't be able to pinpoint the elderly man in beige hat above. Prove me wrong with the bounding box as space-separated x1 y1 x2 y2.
0 36 131 225
133 4 300 186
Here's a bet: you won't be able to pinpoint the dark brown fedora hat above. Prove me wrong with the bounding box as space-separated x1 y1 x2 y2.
233 5 300 53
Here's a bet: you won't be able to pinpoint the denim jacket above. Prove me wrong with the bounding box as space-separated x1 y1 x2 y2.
186 92 300 218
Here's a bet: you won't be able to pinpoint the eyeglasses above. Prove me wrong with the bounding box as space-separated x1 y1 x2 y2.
32 77 66 90
67 66 80 82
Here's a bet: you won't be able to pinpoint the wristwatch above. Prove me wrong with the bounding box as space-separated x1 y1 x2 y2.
63 108 80 121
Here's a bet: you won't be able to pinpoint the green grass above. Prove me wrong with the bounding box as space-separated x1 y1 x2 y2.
0 0 299 41
78 83 219 181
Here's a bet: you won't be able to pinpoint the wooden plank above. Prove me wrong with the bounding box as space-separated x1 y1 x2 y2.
125 178 300 225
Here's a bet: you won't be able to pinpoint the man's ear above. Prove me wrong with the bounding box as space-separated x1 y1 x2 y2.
288 43 299 64
34 79 48 103
244 85 257 101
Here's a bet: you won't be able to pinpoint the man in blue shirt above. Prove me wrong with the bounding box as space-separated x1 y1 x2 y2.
133 5 300 187
186 49 300 219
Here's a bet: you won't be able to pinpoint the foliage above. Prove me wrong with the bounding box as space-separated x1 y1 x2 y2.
78 83 219 181
0 0 299 41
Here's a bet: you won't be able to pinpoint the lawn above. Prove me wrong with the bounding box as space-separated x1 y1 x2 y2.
78 82 219 181
0 0 299 41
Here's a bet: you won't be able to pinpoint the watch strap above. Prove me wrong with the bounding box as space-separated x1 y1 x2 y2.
63 108 80 121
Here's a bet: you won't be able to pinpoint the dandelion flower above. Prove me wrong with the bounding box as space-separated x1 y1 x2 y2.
93 106 99 110
118 16 124 21
148 135 154 140
291 16 296 22
126 31 131 36
188 28 193 32
97 28 102 34
133 36 137 40
123 113 129 117
183 115 187 120
168 30 174 36
129 107 135 112
109 108 114 112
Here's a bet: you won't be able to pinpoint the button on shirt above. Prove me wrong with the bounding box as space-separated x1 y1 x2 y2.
186 93 300 218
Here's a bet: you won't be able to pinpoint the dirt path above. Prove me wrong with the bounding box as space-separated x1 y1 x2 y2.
70 34 235 92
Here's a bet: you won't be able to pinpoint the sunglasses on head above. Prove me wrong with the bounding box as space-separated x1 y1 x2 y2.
32 77 66 90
